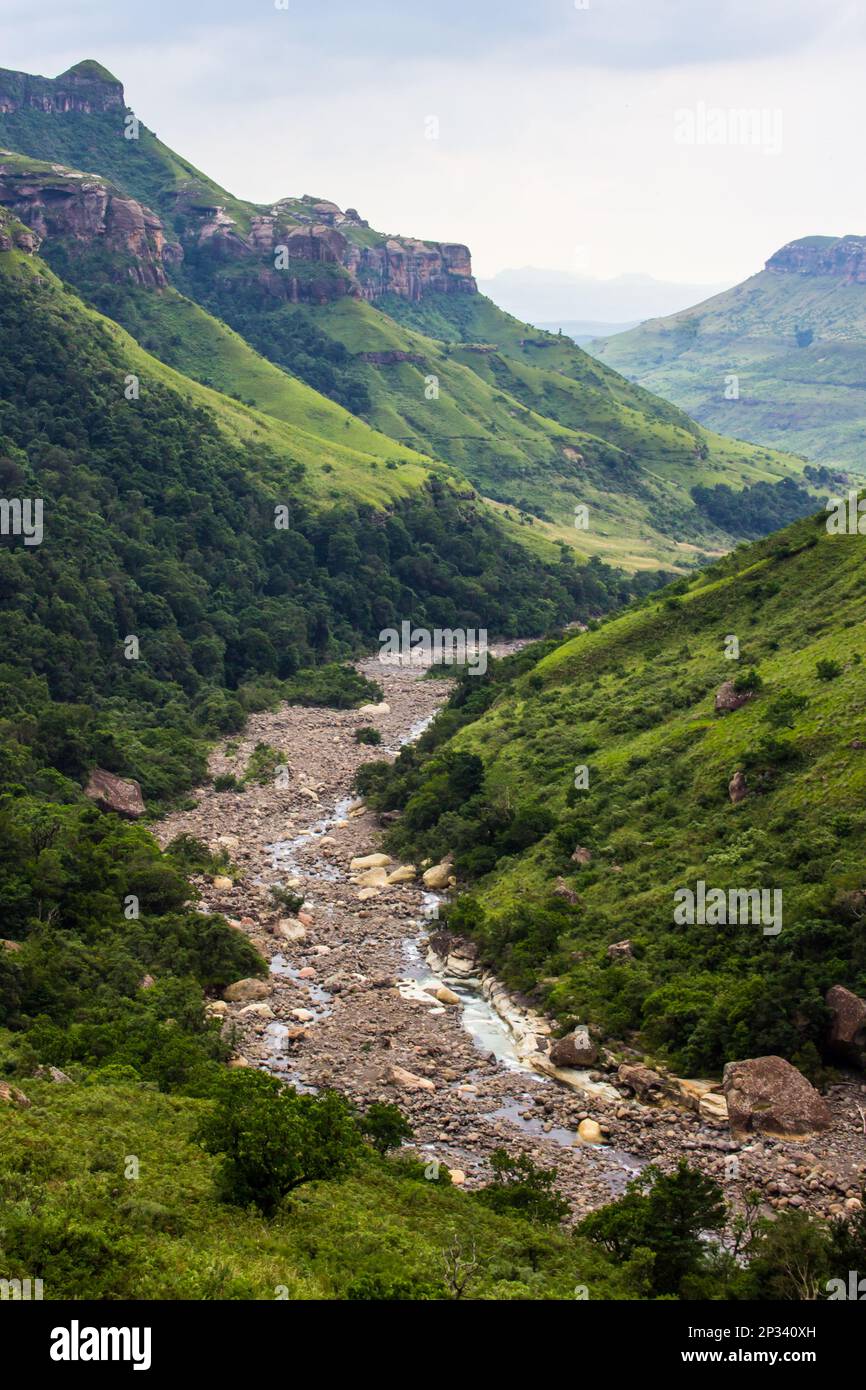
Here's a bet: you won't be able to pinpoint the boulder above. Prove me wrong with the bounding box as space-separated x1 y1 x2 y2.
0 939 22 952
350 853 392 870
577 1118 603 1144
549 1027 598 1068
388 1064 435 1092
606 939 633 961
356 867 389 887
617 1063 667 1102
825 985 866 1067
422 862 453 890
223 977 271 1003
435 986 460 1006
723 1056 833 1140
714 681 755 713
386 865 416 884
33 1065 73 1084
448 1168 466 1185
552 877 581 905
571 846 593 866
84 768 145 818
728 770 748 803
0 1081 30 1108
291 1008 315 1022
358 702 390 716
212 875 233 891
357 886 382 901
276 919 306 943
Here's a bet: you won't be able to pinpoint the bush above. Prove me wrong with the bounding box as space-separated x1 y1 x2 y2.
354 726 382 746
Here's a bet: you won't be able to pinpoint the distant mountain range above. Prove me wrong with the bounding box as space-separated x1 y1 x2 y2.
477 266 729 334
588 236 866 475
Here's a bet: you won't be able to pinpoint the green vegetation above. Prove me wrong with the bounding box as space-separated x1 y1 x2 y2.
0 1081 637 1300
359 508 866 1074
589 246 866 475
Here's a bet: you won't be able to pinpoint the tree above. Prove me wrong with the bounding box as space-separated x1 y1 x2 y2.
194 1071 363 1214
360 1102 413 1155
578 1161 727 1296
475 1148 570 1226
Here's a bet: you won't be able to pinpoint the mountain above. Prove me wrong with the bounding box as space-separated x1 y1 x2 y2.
362 505 866 1079
477 266 729 329
0 61 817 571
589 235 866 476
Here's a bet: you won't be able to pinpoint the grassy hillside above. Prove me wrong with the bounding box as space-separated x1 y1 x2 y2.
0 1079 634 1301
360 508 866 1076
589 253 866 475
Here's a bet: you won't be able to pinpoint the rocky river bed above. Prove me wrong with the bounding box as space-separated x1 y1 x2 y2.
156 659 866 1226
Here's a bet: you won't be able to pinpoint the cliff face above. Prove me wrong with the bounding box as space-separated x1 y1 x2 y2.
0 164 179 287
766 236 866 282
179 193 476 304
0 62 477 306
0 61 124 115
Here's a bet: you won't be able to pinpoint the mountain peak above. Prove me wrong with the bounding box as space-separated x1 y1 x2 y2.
59 59 122 86
0 60 124 114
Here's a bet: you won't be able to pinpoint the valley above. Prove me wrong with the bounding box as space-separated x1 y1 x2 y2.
155 657 866 1227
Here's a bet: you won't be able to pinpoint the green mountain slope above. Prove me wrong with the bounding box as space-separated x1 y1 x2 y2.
0 61 818 571
589 236 866 476
360 507 866 1077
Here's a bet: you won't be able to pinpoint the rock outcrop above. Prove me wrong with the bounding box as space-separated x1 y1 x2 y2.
0 61 125 115
84 769 145 818
766 235 866 283
714 681 755 713
728 770 748 803
0 164 179 286
825 985 866 1069
723 1056 833 1140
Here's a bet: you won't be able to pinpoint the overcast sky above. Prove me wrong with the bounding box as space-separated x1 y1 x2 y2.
2 0 864 283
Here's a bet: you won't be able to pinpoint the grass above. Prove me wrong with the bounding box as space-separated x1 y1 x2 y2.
0 1079 634 1300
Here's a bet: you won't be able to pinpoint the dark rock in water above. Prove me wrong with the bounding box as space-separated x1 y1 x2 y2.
84 768 146 819
723 1055 833 1140
550 1027 597 1068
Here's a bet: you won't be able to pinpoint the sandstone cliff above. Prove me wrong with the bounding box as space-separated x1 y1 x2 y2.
766 235 866 282
0 60 124 115
0 161 179 287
